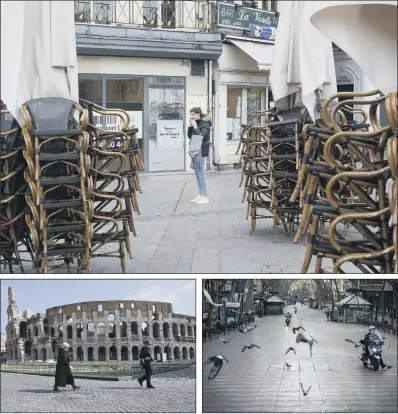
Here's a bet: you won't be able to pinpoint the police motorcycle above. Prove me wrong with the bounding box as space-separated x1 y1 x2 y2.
356 328 386 371
285 312 292 326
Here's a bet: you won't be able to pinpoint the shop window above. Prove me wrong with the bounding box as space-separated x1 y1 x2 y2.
247 89 262 124
191 60 205 77
262 0 278 11
227 88 243 140
78 77 103 104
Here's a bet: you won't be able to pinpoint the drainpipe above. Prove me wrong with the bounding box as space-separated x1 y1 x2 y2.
207 59 215 172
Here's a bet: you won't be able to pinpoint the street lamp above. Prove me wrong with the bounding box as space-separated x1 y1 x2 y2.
375 293 379 322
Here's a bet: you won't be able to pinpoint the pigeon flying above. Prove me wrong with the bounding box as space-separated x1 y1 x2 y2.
218 335 233 344
296 332 318 357
204 355 229 381
239 324 257 334
292 326 305 335
203 288 223 307
286 363 292 368
300 382 312 396
242 344 260 352
285 347 296 355
345 338 357 345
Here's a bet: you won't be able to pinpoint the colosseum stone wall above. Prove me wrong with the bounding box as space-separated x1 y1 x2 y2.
5 288 196 363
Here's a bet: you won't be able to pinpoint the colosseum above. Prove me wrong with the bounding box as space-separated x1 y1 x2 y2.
5 287 196 363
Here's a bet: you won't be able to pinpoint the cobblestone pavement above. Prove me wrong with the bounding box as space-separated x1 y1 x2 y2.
0 365 195 413
4 170 359 274
203 305 398 413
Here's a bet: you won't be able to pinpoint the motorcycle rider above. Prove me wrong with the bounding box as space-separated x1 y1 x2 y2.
357 326 387 369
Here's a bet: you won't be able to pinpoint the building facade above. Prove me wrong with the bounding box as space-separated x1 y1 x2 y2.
5 287 196 363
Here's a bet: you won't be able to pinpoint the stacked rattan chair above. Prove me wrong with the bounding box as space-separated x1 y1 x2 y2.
0 104 32 272
79 99 144 273
21 98 92 273
294 90 397 273
239 108 310 239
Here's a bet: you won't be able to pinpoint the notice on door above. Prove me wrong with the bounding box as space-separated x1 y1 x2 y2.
157 120 184 150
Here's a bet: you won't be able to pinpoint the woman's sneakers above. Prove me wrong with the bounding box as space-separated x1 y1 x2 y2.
196 196 209 205
191 195 201 203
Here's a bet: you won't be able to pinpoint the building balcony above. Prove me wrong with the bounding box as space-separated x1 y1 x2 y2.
74 0 222 60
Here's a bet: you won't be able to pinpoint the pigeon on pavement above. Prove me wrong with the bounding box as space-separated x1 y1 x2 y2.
239 324 257 334
204 355 229 381
285 347 296 355
218 335 233 344
203 288 223 307
292 326 305 334
242 344 260 352
300 382 312 396
296 332 318 357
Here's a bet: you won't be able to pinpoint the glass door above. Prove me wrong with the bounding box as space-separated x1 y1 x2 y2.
148 86 185 171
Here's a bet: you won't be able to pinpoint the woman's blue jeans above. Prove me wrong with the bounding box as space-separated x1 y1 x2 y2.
194 156 207 195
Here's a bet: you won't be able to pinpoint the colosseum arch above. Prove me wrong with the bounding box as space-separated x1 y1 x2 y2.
132 346 139 360
187 325 193 337
50 326 55 336
121 346 128 361
77 346 83 361
98 346 106 361
164 345 171 360
88 347 94 361
152 322 160 338
58 325 63 337
172 323 178 338
110 346 117 360
131 321 138 335
33 326 38 337
109 323 116 338
163 322 170 338
142 321 149 336
68 347 73 361
189 347 195 359
52 340 57 358
180 324 186 336
41 348 46 361
120 321 127 337
67 317 73 324
19 321 27 338
173 346 181 360
182 347 188 359
67 325 73 339
27 328 31 339
97 322 105 335
108 313 115 322
24 340 32 358
33 348 38 360
43 318 49 335
87 322 94 336
154 345 161 360
76 323 82 339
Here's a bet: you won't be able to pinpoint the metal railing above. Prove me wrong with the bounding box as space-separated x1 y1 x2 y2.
1 360 195 378
74 0 215 31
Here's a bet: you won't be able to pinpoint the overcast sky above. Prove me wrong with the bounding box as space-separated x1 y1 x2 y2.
1 279 195 331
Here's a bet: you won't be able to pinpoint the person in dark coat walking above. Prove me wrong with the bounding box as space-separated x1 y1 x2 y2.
188 107 211 205
53 342 80 392
138 340 155 388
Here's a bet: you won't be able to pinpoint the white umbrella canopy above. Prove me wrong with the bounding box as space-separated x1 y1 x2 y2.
270 0 337 121
1 1 79 127
310 1 398 95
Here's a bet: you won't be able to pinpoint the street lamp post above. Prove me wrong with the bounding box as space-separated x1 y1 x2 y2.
375 293 379 322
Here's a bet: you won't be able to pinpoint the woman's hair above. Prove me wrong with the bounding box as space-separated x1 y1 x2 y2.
190 107 204 118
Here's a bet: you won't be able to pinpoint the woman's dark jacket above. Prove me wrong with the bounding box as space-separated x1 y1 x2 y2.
54 348 74 386
187 119 212 157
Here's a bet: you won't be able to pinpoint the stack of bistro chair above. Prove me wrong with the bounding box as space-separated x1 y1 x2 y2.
294 90 397 273
79 99 144 273
0 103 33 272
238 107 311 240
20 98 93 273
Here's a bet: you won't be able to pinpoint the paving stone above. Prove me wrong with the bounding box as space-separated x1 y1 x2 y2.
203 304 397 413
1 365 195 412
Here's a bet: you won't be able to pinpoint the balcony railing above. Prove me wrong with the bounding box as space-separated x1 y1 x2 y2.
74 0 215 32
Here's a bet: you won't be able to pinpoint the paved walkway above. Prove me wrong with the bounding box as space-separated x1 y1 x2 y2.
4 171 359 273
0 365 195 413
202 305 397 413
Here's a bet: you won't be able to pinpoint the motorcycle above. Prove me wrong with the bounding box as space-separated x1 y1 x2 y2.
357 330 385 371
285 314 292 326
294 307 297 314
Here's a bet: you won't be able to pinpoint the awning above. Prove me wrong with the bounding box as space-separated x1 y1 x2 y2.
335 294 372 307
226 37 274 71
265 295 285 303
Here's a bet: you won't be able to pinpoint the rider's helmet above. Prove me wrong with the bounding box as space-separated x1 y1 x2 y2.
368 326 376 333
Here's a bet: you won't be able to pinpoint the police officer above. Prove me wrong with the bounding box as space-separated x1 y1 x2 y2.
138 340 155 388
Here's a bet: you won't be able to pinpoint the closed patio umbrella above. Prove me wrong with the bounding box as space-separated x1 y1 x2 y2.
1 1 79 127
270 0 337 121
310 0 397 95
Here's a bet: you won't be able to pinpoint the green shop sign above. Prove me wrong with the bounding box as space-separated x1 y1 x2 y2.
217 2 279 30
